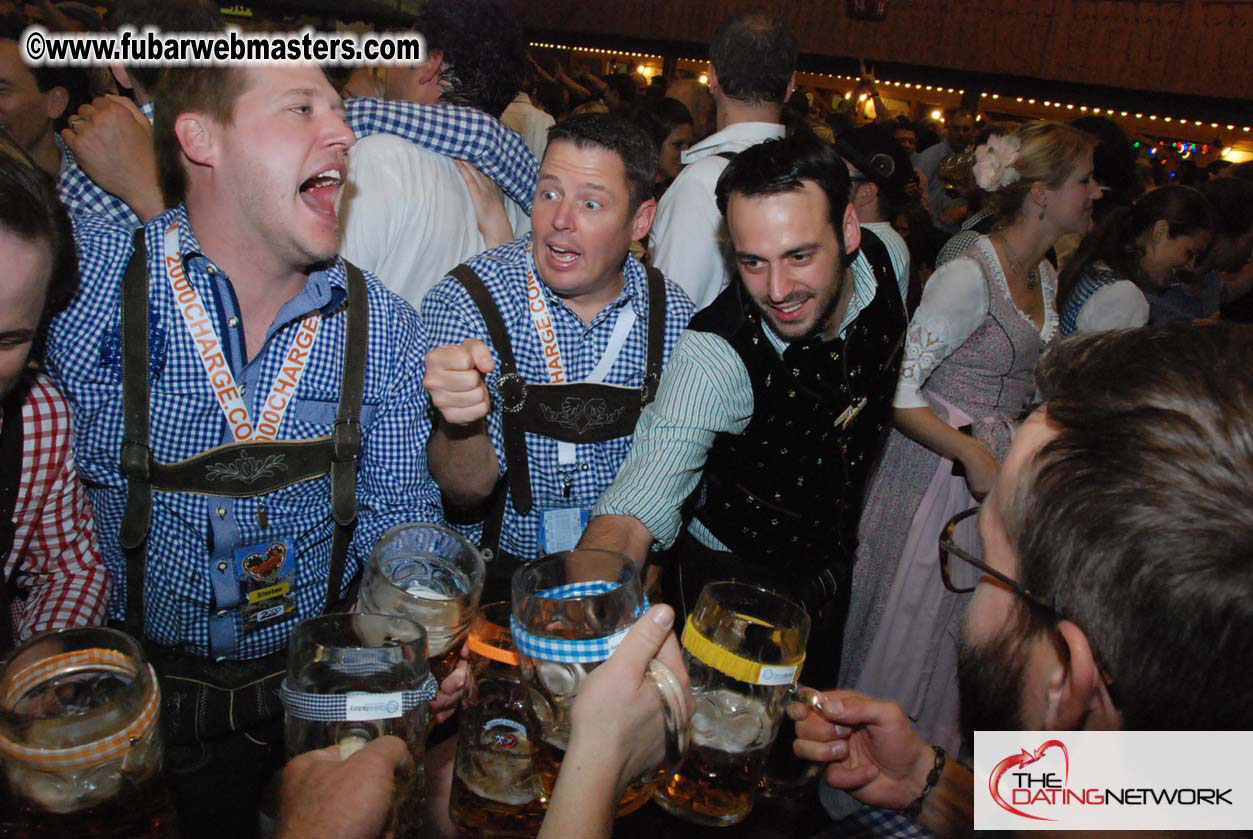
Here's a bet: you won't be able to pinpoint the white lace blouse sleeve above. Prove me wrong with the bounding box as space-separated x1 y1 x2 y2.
893 257 990 409
1074 281 1149 333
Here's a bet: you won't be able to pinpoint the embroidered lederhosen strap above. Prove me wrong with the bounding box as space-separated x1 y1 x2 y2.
0 372 31 655
448 263 666 556
118 228 368 637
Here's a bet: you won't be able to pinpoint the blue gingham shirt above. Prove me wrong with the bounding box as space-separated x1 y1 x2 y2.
45 206 442 660
421 236 694 559
56 99 537 229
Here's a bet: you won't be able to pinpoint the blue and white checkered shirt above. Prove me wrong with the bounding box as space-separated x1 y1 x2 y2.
56 99 538 229
421 236 695 559
45 206 443 660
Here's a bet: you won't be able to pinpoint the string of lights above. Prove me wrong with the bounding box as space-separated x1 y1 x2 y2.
527 40 1253 145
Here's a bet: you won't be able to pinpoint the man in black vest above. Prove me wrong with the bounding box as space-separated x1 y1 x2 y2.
581 133 907 688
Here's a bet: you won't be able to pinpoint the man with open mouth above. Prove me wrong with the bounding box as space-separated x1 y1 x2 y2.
421 112 694 602
42 64 448 838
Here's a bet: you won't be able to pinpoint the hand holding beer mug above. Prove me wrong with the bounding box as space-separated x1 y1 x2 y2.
654 581 811 826
511 549 689 817
0 627 177 838
359 523 486 682
280 614 438 839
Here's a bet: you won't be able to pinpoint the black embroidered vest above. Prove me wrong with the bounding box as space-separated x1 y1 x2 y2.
685 229 906 605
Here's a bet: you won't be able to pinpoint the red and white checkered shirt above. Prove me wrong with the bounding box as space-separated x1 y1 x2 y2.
2 371 109 641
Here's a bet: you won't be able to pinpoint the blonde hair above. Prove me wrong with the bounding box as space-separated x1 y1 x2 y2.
987 121 1097 221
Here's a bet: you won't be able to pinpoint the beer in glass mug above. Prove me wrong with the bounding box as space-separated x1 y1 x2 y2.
654 581 810 826
0 627 177 838
359 523 485 681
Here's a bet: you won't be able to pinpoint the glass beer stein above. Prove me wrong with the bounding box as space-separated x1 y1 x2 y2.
280 613 437 839
0 627 177 838
448 602 545 837
654 581 810 827
359 523 486 681
512 549 687 818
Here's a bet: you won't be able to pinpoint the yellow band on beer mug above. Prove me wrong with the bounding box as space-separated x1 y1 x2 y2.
681 614 805 686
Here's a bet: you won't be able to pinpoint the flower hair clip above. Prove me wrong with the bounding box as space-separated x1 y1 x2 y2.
973 134 1022 192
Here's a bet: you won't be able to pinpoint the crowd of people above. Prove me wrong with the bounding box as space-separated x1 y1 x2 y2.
2 0 1253 836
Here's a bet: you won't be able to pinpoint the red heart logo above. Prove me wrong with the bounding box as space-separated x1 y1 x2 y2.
989 739 1069 821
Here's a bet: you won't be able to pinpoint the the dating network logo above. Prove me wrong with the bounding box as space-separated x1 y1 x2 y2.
976 731 1247 830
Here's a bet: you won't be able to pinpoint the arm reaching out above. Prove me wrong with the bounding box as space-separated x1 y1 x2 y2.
789 689 973 834
539 604 690 839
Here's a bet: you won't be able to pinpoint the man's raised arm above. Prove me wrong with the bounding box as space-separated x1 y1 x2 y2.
345 98 538 211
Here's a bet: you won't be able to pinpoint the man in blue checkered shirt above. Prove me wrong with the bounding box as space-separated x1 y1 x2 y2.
44 63 452 837
421 113 694 601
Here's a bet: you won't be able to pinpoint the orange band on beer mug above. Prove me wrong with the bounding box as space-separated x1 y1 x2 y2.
0 649 160 771
467 624 520 667
681 614 805 686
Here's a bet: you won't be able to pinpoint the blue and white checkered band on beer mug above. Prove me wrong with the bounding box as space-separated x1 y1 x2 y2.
654 581 811 827
280 614 438 838
510 549 683 818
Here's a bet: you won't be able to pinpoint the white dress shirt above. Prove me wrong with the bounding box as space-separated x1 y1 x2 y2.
339 134 530 308
649 121 786 310
501 92 555 161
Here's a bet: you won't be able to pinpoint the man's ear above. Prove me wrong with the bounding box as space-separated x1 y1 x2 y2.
706 64 720 97
110 64 134 92
174 112 217 171
1041 620 1122 731
1150 218 1170 244
854 181 878 210
416 50 444 86
842 201 862 254
44 85 69 122
630 197 658 243
784 71 796 102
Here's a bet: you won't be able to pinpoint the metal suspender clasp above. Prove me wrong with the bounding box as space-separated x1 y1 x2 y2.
331 418 361 463
120 439 152 481
498 372 527 413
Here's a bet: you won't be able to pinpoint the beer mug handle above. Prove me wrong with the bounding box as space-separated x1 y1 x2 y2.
759 685 825 797
646 658 690 768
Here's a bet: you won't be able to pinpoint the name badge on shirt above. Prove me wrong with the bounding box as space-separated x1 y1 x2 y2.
235 539 297 634
538 508 590 554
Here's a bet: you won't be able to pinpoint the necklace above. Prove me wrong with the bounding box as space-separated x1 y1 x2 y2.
994 231 1039 290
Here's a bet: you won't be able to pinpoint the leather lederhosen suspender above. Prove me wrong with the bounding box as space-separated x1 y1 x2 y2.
118 230 368 637
0 373 31 655
447 263 666 558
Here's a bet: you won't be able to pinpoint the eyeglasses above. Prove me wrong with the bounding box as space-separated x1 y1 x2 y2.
938 506 1120 705
938 507 1053 608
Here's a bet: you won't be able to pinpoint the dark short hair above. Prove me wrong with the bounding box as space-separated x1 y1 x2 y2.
153 67 249 206
531 80 565 119
415 0 525 118
107 0 224 96
1006 324 1253 729
0 131 79 332
544 113 658 211
709 10 797 106
1 15 91 131
714 133 852 235
628 97 693 153
602 73 636 105
1197 177 1253 237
